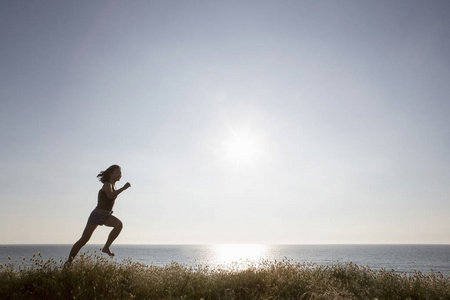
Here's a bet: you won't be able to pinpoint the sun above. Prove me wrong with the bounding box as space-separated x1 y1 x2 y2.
224 130 262 164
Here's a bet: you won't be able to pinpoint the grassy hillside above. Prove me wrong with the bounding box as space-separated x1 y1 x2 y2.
1 252 449 299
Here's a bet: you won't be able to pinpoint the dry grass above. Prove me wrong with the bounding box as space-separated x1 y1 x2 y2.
1 252 449 299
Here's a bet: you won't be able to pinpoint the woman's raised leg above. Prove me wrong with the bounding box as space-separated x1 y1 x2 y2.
102 215 123 256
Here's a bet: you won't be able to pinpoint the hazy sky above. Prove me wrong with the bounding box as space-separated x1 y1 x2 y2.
1 0 450 244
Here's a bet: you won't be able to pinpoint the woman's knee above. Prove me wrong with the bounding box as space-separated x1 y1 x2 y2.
115 220 123 230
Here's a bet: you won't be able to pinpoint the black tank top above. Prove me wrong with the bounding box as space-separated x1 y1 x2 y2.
96 189 115 211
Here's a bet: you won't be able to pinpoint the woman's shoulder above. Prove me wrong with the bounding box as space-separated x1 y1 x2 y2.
101 182 113 191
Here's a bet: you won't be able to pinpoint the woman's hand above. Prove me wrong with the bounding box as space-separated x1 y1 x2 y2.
123 182 131 189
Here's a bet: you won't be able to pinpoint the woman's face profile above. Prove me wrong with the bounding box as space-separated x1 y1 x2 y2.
110 168 122 181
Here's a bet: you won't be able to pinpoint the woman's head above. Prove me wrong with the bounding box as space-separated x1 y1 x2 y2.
97 165 121 183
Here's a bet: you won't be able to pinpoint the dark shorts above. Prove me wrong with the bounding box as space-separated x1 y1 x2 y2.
87 208 113 226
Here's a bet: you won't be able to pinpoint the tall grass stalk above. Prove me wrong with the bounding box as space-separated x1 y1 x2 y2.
1 252 449 299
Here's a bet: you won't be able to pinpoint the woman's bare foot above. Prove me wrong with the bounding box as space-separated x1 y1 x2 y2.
63 260 72 269
102 247 115 257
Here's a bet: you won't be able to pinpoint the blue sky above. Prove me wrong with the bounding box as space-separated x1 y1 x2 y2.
1 0 450 244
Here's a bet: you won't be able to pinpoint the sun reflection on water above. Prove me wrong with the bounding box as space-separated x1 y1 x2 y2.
212 244 267 269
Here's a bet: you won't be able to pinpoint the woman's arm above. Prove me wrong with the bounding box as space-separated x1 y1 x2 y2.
104 182 131 199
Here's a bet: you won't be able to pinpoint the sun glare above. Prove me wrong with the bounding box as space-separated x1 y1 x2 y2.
213 244 267 266
224 130 262 164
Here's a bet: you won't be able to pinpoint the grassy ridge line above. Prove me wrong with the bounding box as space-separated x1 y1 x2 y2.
0 252 449 299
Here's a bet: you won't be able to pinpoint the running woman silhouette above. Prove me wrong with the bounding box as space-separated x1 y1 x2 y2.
67 165 131 264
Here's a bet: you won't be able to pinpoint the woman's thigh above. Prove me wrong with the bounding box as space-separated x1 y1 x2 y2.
104 215 122 228
81 223 98 240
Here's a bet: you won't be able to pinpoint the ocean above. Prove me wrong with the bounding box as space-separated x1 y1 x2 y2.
1 244 449 276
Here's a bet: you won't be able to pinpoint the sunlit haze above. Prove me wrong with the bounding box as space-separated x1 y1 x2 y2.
1 1 450 245
213 244 267 267
224 126 263 165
